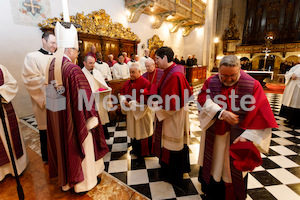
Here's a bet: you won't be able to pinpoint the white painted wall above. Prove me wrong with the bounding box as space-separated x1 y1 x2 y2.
0 0 214 117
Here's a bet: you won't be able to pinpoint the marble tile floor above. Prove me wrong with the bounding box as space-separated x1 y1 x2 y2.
0 123 149 200
9 88 300 200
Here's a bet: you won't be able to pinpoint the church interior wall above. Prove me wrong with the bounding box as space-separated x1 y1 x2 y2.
1 0 214 118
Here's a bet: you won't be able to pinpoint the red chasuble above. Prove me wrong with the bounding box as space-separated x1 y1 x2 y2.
47 57 109 187
119 76 151 103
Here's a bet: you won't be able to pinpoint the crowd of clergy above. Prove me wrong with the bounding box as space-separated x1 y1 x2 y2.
0 21 299 200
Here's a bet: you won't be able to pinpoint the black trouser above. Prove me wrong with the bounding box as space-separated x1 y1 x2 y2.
198 167 248 200
102 124 110 140
160 145 191 186
39 129 47 161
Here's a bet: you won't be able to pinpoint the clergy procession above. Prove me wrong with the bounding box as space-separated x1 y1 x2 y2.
2 0 300 200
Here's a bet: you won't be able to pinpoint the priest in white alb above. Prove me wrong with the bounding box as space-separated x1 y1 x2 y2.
279 63 300 128
94 52 112 81
82 55 112 140
22 32 57 162
0 65 28 181
139 49 150 74
112 53 130 80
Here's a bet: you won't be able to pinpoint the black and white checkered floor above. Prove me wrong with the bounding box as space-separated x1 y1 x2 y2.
22 87 300 200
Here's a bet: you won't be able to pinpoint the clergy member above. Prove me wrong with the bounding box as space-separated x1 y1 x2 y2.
0 65 28 181
94 52 112 81
139 49 150 74
152 47 192 187
197 55 278 200
142 58 163 85
122 52 131 64
112 53 130 80
106 54 117 67
22 31 57 162
127 53 139 68
82 55 112 139
279 64 300 128
119 63 153 157
86 45 97 60
46 22 109 193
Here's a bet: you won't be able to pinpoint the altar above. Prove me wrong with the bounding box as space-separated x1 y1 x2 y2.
210 70 273 87
245 71 273 87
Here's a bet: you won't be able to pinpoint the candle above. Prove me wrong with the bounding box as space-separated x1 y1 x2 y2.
62 0 70 22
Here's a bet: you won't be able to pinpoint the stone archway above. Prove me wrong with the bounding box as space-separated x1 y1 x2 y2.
285 55 299 63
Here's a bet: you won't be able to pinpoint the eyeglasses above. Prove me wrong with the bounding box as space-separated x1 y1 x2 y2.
219 73 239 79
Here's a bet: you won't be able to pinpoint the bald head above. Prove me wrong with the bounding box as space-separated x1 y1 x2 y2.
145 58 155 73
144 49 149 57
83 55 95 71
91 45 96 54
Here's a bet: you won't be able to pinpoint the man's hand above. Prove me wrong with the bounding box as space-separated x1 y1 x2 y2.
124 101 130 108
233 136 247 144
221 110 239 125
292 73 297 80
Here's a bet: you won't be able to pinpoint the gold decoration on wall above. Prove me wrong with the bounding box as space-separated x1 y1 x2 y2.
38 9 140 41
147 35 164 58
223 13 240 41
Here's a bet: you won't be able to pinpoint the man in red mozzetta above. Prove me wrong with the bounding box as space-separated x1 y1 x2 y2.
119 63 153 157
142 58 163 85
197 55 278 200
152 46 193 188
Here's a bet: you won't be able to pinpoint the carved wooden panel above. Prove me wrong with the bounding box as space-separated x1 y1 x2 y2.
76 33 138 66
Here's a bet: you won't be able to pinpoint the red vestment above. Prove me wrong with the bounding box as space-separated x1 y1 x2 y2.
106 60 117 67
86 52 96 60
142 68 164 85
197 71 277 200
157 63 192 110
119 76 152 156
124 57 131 64
47 57 109 187
119 76 151 103
197 75 278 131
152 63 192 185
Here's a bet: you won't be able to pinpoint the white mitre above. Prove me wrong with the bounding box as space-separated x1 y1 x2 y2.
55 22 78 49
48 22 79 86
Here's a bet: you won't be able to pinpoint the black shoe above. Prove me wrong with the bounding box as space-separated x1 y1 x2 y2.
97 177 102 185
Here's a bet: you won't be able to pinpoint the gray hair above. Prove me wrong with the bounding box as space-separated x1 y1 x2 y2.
145 58 155 65
219 55 240 68
130 63 141 71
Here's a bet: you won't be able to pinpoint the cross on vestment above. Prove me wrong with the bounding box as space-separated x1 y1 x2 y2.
23 0 41 15
262 47 271 71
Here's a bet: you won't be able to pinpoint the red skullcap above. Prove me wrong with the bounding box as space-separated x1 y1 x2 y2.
229 141 262 172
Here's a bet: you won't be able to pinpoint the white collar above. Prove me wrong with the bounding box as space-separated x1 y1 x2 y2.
63 54 72 62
